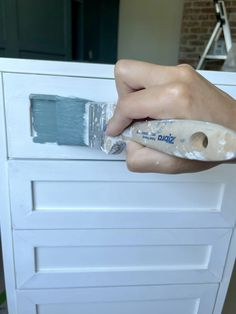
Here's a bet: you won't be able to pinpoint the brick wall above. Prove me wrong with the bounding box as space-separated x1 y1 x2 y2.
179 0 236 69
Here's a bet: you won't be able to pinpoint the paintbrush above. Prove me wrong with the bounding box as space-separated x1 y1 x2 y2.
30 94 236 161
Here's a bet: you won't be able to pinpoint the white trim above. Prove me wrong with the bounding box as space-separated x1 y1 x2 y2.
1 58 236 86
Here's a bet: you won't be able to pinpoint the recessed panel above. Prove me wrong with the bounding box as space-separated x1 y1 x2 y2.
37 298 199 314
36 245 210 271
32 180 223 211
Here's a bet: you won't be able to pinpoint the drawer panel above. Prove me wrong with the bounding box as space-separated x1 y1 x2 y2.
16 284 218 314
13 229 231 289
9 161 236 229
3 71 120 160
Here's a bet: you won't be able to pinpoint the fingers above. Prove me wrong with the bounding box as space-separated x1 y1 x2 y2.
106 82 191 136
107 61 198 136
125 141 218 174
114 59 195 97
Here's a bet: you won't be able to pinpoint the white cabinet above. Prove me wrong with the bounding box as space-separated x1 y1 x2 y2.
0 58 236 314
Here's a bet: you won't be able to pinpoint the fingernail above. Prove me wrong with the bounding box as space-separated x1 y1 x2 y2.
105 123 112 135
105 128 111 136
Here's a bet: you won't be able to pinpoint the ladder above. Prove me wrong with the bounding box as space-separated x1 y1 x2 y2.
196 0 232 70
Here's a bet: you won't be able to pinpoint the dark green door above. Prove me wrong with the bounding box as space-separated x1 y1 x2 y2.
0 0 119 63
72 0 119 63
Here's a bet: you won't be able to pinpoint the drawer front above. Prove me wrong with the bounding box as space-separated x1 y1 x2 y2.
13 229 231 289
3 71 236 160
9 161 236 229
16 284 218 314
3 72 120 160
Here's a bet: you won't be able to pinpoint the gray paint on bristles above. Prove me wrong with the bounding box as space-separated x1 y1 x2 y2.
30 94 90 145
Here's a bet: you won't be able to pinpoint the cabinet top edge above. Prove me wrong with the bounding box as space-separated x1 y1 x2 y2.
0 58 115 78
0 58 236 85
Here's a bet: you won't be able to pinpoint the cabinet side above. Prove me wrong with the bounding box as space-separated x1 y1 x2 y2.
0 71 17 313
213 228 236 314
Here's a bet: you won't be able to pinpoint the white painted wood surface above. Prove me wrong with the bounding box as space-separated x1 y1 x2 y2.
8 160 236 229
0 58 235 314
13 229 231 289
0 58 115 77
16 285 218 314
0 57 235 84
214 227 236 314
0 72 17 314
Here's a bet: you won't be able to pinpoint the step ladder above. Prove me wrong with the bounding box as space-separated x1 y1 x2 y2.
196 0 232 70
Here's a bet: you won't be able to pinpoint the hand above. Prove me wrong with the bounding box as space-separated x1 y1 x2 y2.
106 60 236 174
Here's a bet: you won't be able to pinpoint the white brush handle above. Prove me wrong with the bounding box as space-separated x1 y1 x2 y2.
121 119 236 161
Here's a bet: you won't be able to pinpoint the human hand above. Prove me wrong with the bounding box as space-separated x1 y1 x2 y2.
106 60 236 174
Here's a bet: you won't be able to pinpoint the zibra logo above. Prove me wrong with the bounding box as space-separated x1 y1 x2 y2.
158 134 176 144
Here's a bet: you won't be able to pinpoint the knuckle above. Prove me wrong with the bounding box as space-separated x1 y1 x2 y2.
114 59 129 78
177 64 195 82
168 82 189 99
167 82 192 109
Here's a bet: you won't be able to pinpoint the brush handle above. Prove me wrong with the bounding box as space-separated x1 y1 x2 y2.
121 119 236 161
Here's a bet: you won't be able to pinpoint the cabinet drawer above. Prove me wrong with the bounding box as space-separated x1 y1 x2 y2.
9 161 236 229
3 70 236 160
13 228 231 289
3 71 120 160
16 284 218 314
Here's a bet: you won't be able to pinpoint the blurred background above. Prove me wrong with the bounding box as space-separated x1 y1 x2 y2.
1 0 236 69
